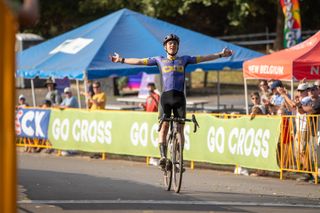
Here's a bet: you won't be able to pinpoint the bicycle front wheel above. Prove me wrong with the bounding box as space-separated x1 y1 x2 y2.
172 133 183 193
163 140 172 191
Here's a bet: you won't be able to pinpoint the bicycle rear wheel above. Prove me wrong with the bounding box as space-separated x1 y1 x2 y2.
172 133 183 193
163 140 172 191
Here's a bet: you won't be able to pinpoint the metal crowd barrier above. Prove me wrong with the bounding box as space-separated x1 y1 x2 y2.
279 115 319 184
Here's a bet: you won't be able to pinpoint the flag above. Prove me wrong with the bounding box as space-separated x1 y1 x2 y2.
280 0 302 48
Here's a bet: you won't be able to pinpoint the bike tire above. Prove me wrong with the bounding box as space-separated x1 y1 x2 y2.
172 133 183 193
163 139 172 191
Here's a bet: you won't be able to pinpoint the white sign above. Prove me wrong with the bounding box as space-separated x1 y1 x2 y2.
49 38 93 55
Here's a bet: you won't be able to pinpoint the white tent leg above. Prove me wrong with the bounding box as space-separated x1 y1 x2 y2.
217 70 220 111
291 79 294 99
244 78 249 115
76 80 81 108
31 79 36 107
84 78 88 109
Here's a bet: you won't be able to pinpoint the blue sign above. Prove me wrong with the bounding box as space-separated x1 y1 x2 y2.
16 108 51 139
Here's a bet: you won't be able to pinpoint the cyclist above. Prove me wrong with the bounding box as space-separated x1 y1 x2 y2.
110 34 233 169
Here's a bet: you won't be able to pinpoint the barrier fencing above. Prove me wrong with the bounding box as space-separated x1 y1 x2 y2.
15 108 319 184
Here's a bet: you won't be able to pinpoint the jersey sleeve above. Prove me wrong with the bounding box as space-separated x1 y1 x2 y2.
183 55 201 65
141 57 158 66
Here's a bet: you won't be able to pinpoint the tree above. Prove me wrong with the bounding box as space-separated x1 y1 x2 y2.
21 0 319 45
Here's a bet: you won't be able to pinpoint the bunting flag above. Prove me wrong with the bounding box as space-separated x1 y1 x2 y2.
280 0 302 48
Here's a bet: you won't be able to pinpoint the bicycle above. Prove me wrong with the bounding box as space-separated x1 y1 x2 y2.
158 114 199 193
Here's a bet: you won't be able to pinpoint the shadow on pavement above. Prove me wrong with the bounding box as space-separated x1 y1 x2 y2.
19 169 248 212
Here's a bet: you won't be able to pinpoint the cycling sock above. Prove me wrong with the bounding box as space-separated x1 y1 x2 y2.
159 143 167 158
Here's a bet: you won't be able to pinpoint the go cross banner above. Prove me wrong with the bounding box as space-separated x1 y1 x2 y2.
280 0 302 48
48 109 281 171
184 114 281 171
48 109 160 156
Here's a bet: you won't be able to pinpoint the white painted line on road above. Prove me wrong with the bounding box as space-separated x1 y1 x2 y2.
18 200 320 208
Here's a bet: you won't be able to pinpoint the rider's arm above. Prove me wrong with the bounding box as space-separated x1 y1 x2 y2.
110 52 154 65
196 48 233 63
120 58 146 65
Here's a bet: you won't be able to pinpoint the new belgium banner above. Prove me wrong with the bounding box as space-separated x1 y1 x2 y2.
280 0 302 48
47 109 281 171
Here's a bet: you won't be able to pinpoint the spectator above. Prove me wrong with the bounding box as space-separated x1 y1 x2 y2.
267 79 275 89
249 92 266 115
277 106 292 168
270 80 287 108
59 87 79 156
44 78 62 106
279 83 311 174
81 79 95 107
86 81 106 159
41 99 52 108
88 81 106 110
60 87 79 109
39 99 54 154
261 91 276 115
140 82 160 112
17 94 29 108
258 80 270 102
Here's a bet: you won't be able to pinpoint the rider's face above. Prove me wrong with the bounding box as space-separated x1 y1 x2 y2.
165 40 178 55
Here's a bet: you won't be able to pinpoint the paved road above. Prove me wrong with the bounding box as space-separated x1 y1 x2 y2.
18 152 320 213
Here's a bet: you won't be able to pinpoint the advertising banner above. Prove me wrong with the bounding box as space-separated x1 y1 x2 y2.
48 109 281 171
280 0 302 48
15 108 51 139
48 109 160 156
185 114 281 171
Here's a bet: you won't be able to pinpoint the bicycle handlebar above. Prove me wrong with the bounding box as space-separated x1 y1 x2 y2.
157 114 200 133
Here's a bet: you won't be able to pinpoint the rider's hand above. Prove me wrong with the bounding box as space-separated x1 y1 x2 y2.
109 52 121 63
220 48 233 57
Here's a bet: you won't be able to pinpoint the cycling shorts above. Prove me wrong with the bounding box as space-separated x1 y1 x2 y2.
159 90 186 119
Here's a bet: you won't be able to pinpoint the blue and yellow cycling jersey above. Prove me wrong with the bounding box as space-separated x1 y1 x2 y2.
143 56 200 92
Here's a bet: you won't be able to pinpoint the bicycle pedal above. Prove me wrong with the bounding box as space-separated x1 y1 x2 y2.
175 166 185 173
166 160 172 171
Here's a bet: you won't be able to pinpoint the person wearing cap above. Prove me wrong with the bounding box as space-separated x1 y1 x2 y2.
44 78 62 105
17 94 29 108
110 34 233 169
277 83 308 113
270 80 287 107
140 82 160 112
60 87 79 109
41 99 52 108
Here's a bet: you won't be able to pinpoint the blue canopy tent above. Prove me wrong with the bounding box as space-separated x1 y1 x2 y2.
17 8 263 106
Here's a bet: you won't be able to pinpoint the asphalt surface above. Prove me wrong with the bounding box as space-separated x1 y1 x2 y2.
18 152 320 213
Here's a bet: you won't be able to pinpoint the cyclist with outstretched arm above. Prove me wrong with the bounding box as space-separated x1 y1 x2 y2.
110 34 233 170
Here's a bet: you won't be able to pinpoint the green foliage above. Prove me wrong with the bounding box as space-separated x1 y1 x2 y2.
21 0 319 39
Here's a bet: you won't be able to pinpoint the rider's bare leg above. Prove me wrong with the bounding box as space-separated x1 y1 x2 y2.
176 123 185 146
158 121 169 168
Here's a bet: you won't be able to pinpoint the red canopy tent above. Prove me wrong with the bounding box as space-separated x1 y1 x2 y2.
242 31 320 113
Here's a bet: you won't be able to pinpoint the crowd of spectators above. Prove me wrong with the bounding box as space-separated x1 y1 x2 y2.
250 79 320 182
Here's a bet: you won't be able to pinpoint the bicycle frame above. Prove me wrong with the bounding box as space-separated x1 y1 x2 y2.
158 114 199 193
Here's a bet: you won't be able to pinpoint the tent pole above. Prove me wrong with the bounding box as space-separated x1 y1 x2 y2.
291 79 294 99
83 72 89 109
76 80 81 108
244 78 249 115
30 79 36 107
217 70 220 111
